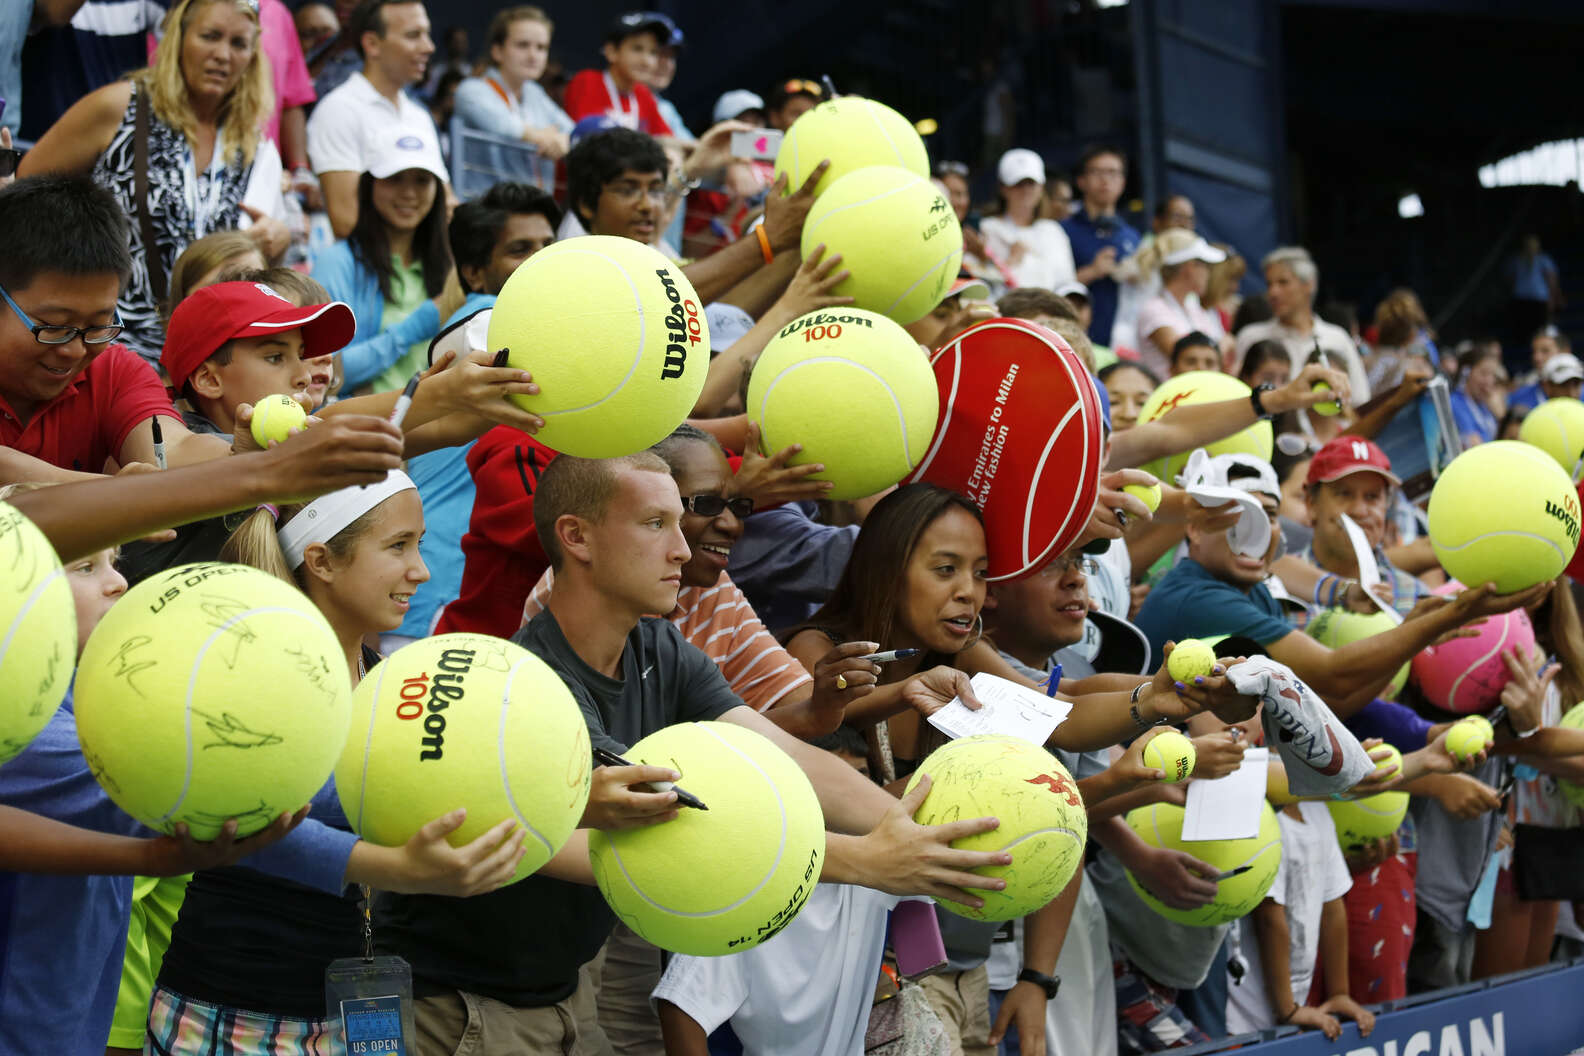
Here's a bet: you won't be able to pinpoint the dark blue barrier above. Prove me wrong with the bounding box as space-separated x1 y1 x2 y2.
1175 958 1584 1056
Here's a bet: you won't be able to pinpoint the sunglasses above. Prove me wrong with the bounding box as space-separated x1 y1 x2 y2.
779 79 825 98
681 493 754 519
934 160 970 179
0 148 21 180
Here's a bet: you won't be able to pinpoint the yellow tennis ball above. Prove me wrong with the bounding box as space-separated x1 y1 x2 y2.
773 97 929 197
1142 729 1196 783
1445 717 1492 762
800 165 963 324
1558 703 1584 808
905 734 1088 922
73 562 352 838
1428 440 1580 593
590 722 825 955
1136 371 1274 485
0 502 77 766
1167 639 1216 682
336 633 591 884
1123 480 1162 514
249 393 307 448
1327 745 1408 849
1306 607 1407 698
487 236 709 457
1519 398 1584 483
747 308 940 501
1311 381 1341 416
1125 800 1282 925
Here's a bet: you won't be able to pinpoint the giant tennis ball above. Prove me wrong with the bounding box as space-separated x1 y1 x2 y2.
905 734 1088 922
336 633 591 884
590 722 825 955
1411 581 1536 713
1519 398 1584 483
1125 800 1282 926
773 97 929 197
1142 729 1196 783
1136 371 1273 485
250 393 307 448
1558 703 1584 809
488 236 709 457
0 502 77 765
1307 607 1408 699
1328 745 1408 849
1428 440 1580 593
747 308 939 500
800 165 963 324
74 562 351 838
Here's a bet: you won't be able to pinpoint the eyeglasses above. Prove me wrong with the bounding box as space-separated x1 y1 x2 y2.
681 493 754 519
0 284 124 346
603 180 669 205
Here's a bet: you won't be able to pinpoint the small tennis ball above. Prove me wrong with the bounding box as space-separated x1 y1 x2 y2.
1519 398 1584 483
1328 745 1408 849
488 236 709 457
800 165 963 324
0 503 77 765
590 722 825 955
773 97 929 197
1445 717 1492 762
1307 607 1407 698
337 633 592 884
1142 729 1196 783
747 308 940 500
249 393 307 447
1311 381 1341 416
1123 481 1162 514
1428 440 1580 593
906 734 1088 921
73 563 351 838
1558 703 1584 808
1125 801 1282 926
1136 371 1273 485
1167 639 1216 682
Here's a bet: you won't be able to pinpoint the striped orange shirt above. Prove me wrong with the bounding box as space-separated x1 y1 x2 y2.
521 569 812 712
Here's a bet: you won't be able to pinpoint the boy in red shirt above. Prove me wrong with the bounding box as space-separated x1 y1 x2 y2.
562 12 676 136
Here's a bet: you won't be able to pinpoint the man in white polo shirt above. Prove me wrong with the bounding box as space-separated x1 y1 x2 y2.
307 0 441 237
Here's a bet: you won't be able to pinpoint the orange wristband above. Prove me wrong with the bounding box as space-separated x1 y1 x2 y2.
755 224 774 264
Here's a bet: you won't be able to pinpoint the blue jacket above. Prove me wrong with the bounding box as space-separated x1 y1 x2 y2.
312 240 441 391
0 693 358 1053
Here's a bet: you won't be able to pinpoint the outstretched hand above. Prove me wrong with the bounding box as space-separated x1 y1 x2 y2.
733 421 835 506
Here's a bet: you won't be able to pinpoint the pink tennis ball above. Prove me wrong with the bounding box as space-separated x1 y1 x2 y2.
1410 581 1535 714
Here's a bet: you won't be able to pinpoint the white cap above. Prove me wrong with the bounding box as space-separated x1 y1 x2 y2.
1178 449 1278 558
712 89 765 124
1159 233 1227 267
1541 352 1584 385
705 302 755 352
1054 280 1090 301
364 128 449 182
997 147 1046 187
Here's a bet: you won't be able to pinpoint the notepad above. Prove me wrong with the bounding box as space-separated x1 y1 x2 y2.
1182 747 1269 841
927 672 1073 746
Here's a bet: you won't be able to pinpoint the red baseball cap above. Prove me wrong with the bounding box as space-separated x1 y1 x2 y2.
1305 435 1401 487
163 281 356 391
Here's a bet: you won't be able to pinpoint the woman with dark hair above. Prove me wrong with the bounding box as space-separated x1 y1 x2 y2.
1237 338 1292 390
311 126 465 393
1448 343 1506 446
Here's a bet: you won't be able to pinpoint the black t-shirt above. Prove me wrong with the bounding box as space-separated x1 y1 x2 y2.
375 609 743 1007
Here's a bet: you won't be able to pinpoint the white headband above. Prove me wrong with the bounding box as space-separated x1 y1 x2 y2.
277 471 417 569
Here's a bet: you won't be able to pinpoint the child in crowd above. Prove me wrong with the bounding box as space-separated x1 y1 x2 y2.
562 12 677 136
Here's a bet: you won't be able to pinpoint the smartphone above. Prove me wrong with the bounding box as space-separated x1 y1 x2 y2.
730 128 783 162
890 899 947 978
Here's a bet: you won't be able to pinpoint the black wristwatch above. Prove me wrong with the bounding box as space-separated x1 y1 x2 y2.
1250 382 1276 420
1017 968 1061 999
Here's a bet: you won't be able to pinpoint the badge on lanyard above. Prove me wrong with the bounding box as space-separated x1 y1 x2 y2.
326 886 416 1053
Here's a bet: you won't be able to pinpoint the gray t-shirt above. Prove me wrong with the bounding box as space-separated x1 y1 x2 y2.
1410 755 1507 931
376 609 742 1007
1088 849 1230 990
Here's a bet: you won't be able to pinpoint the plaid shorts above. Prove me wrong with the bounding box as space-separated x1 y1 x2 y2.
146 985 344 1056
1112 947 1210 1054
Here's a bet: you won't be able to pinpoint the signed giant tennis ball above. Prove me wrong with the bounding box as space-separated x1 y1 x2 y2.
0 502 76 765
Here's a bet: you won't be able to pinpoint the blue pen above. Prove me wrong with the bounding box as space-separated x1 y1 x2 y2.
1044 662 1063 697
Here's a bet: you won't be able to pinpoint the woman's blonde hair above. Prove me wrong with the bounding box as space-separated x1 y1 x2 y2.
162 229 263 324
221 502 384 588
1373 288 1429 349
1205 247 1246 308
134 0 272 166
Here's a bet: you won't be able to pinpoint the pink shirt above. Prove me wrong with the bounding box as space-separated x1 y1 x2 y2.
1135 289 1225 379
259 0 316 152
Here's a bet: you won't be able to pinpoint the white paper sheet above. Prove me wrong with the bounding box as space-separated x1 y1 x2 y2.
1181 747 1269 841
927 672 1073 746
